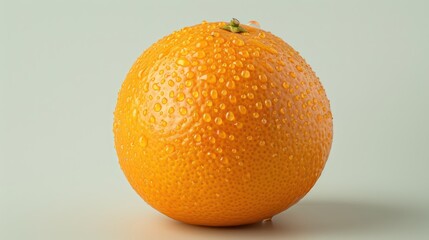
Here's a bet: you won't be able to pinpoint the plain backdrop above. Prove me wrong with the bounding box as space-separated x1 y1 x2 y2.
1 0 429 239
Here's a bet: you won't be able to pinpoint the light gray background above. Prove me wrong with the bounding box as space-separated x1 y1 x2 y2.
1 0 429 239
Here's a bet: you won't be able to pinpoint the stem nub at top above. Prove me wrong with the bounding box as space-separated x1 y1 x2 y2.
221 18 247 33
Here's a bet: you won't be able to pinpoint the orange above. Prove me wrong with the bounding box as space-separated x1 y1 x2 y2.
113 19 333 226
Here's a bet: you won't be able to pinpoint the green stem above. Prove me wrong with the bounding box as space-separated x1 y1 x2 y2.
221 18 247 33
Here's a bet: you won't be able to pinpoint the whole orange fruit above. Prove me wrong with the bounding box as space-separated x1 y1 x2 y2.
114 19 333 226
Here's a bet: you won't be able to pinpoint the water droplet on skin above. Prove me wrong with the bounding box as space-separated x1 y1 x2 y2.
196 40 208 48
139 136 148 147
203 113 212 122
185 80 193 87
247 93 254 99
149 115 156 123
192 91 199 98
238 105 247 114
296 65 303 72
225 47 236 55
152 83 160 91
176 58 190 66
179 107 188 115
198 65 208 72
226 112 235 121
168 107 175 114
214 117 223 125
228 57 236 64
165 145 175 153
229 135 235 141
210 89 218 99
176 93 185 101
289 72 297 78
194 134 202 142
253 112 260 118
206 100 213 107
241 70 251 78
186 71 195 79
258 74 268 83
169 91 175 98
233 60 243 68
238 161 244 166
200 74 216 83
180 48 189 56
247 136 253 141
265 99 272 108
239 50 250 58
218 130 227 139
261 118 267 124
186 98 194 105
216 37 225 44
282 82 290 89
211 31 220 37
137 70 144 78
160 120 167 127
226 80 236 89
232 38 245 46
246 64 255 71
229 95 237 104
209 136 216 144
154 103 162 112
258 32 266 38
256 102 263 110
193 50 206 59
252 50 260 57
132 109 137 118
259 140 265 146
143 83 149 92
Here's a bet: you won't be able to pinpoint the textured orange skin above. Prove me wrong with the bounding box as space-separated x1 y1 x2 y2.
114 21 333 226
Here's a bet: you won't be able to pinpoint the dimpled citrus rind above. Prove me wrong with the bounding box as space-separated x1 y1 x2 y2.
114 21 333 226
